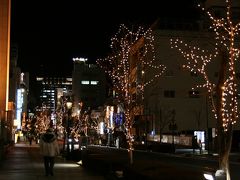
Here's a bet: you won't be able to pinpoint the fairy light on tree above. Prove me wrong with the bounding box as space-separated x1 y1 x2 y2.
35 110 51 134
170 1 240 179
97 24 165 164
54 99 66 140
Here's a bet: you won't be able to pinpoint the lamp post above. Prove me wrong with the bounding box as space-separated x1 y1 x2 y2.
66 101 72 157
205 94 210 154
168 109 177 153
169 122 177 147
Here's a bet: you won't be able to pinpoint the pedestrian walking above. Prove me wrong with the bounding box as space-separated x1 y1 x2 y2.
28 134 33 145
39 128 60 176
198 139 202 154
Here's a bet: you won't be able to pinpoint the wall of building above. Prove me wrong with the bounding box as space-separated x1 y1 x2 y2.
36 76 72 113
0 0 11 114
0 0 11 158
143 29 240 136
72 60 107 114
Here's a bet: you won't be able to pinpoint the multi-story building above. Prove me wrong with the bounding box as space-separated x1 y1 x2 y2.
129 1 240 151
8 43 29 141
72 58 107 115
9 43 20 105
35 76 72 114
16 72 29 130
9 43 20 139
144 27 215 143
0 0 11 149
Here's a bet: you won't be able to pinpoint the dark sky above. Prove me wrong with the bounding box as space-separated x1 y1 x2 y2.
10 0 199 76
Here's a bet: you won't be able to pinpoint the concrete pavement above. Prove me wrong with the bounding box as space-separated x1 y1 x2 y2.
0 141 105 180
2 141 239 180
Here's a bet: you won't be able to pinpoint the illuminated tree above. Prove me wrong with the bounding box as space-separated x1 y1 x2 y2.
35 110 51 134
170 1 240 179
54 101 65 139
97 24 165 164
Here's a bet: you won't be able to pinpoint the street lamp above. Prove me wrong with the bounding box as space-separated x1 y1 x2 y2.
66 101 72 157
169 122 177 148
168 109 177 153
66 101 73 110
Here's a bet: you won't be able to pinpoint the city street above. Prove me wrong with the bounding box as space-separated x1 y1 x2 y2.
0 141 104 180
0 141 240 180
82 145 240 180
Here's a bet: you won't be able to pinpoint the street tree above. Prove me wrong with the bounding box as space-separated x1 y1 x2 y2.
54 99 65 139
97 24 165 164
35 109 52 136
170 1 240 179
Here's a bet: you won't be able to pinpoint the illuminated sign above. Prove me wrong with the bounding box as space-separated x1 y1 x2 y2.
72 57 88 62
16 88 24 129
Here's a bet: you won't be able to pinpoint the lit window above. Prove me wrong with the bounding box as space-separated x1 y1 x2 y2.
81 81 90 85
90 81 99 85
36 77 43 81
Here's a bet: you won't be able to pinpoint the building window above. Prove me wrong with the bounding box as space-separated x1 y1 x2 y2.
164 90 175 98
90 81 99 85
81 80 90 85
189 90 200 98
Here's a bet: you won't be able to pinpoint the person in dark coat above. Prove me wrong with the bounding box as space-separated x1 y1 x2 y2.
39 128 60 176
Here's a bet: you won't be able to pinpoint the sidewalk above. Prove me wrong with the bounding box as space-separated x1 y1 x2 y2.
0 141 105 180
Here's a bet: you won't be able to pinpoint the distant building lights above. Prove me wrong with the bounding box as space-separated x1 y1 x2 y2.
16 89 23 129
203 173 214 180
36 77 44 81
90 81 99 85
66 78 72 82
81 81 89 85
20 73 24 82
99 122 104 135
72 57 88 62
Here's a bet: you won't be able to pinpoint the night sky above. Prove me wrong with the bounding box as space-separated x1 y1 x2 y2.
10 0 199 76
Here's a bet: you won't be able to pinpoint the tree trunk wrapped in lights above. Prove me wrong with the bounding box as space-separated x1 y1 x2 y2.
170 1 239 179
97 24 165 164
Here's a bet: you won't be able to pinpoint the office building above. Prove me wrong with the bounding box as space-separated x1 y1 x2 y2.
35 76 72 114
72 58 107 115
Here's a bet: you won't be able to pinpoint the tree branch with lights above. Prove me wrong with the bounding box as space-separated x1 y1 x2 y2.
170 1 240 179
97 24 165 164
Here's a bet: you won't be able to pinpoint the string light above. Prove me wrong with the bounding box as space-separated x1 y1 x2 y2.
97 24 166 153
170 0 240 131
